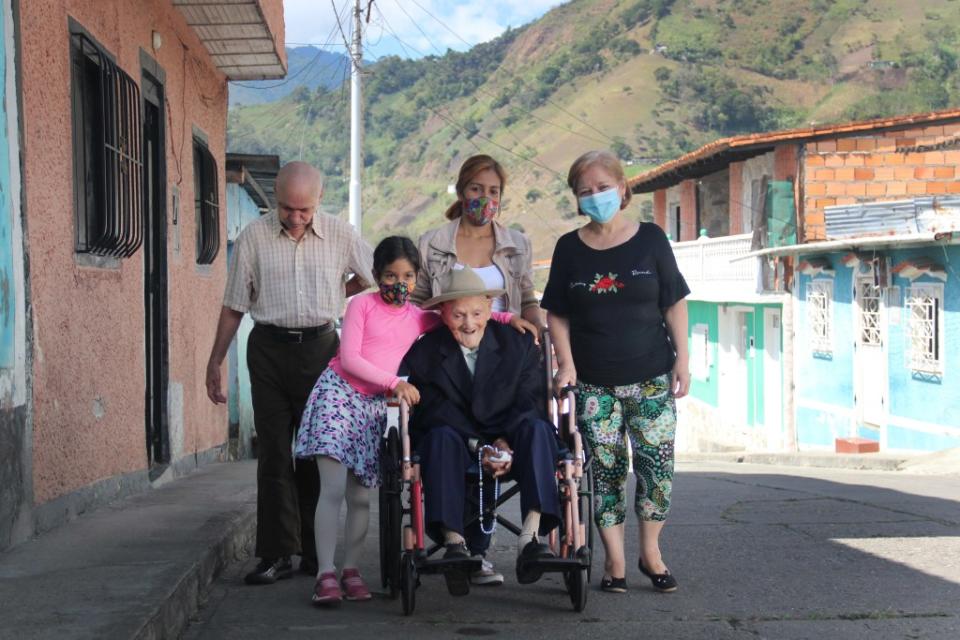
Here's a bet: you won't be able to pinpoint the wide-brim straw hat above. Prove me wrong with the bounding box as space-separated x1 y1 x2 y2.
421 265 506 310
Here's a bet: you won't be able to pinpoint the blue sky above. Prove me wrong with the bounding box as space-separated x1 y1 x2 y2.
283 0 567 60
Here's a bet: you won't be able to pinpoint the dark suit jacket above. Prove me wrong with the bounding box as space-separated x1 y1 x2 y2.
402 321 546 446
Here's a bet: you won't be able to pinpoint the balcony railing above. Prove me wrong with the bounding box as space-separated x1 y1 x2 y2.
671 233 762 299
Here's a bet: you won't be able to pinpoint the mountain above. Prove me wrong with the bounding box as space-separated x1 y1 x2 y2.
227 0 960 263
228 46 353 107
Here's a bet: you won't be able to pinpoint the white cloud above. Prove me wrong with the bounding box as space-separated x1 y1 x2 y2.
283 0 567 58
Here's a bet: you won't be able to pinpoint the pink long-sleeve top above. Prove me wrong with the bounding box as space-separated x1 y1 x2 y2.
329 292 513 396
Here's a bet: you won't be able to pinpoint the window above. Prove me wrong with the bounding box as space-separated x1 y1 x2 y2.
193 139 220 265
690 323 710 380
905 284 944 375
807 280 832 355
70 28 142 257
857 279 882 346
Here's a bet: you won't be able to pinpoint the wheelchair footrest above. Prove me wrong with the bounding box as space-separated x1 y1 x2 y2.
414 555 482 575
529 556 588 573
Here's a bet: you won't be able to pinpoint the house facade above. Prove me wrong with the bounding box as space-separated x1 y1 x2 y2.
631 109 960 455
224 152 279 461
0 0 285 552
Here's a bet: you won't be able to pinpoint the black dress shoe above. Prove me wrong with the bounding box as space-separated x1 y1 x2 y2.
299 555 318 576
442 542 471 596
244 557 294 585
600 576 627 593
638 557 678 592
443 542 470 559
515 540 555 585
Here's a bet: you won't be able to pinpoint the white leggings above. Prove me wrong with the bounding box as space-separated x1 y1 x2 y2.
314 456 371 575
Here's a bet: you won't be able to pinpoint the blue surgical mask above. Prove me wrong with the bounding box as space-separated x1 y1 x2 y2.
578 188 621 223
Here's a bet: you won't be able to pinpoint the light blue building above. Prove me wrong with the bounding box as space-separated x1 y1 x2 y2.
224 153 279 459
781 198 960 453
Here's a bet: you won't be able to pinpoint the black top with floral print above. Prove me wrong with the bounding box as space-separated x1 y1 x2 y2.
541 223 690 386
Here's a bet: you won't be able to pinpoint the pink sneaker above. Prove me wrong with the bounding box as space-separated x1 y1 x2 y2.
312 571 341 606
340 568 372 601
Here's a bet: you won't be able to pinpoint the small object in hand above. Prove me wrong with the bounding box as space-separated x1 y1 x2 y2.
488 449 512 463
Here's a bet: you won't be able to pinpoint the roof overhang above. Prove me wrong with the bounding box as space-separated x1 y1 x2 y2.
226 153 280 210
173 0 286 80
731 231 960 262
631 108 960 194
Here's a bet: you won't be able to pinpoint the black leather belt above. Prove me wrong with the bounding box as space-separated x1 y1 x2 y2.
254 322 334 343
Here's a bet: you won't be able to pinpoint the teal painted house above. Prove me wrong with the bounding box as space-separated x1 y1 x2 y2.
788 206 960 453
224 153 279 459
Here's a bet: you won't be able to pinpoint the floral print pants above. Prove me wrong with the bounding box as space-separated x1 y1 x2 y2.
576 374 676 527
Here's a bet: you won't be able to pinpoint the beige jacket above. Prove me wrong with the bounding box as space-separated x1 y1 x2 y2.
412 219 538 314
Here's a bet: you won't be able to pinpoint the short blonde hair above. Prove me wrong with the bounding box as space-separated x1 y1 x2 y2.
444 155 508 220
566 150 632 210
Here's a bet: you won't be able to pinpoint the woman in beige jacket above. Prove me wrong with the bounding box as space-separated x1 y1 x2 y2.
412 154 542 328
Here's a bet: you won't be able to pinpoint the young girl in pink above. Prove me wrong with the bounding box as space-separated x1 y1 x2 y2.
294 235 531 606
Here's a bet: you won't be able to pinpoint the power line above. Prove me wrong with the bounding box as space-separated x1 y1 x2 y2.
376 3 531 156
404 0 618 145
387 0 614 148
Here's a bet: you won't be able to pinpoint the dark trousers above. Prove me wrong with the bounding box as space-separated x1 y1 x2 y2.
247 326 338 560
419 419 561 542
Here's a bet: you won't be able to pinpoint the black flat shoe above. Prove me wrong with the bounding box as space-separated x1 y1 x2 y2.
638 557 678 592
244 556 294 585
600 576 627 593
516 540 555 585
443 542 471 596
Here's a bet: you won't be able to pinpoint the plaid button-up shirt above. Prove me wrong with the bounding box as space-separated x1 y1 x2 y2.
223 211 374 328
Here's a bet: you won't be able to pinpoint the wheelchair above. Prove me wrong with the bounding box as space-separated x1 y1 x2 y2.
378 328 595 615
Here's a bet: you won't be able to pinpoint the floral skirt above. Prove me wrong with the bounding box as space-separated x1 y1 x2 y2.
576 374 676 526
294 367 386 488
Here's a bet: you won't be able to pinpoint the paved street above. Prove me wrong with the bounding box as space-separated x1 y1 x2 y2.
184 461 960 639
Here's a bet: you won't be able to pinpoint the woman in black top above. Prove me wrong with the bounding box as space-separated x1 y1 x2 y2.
541 150 690 594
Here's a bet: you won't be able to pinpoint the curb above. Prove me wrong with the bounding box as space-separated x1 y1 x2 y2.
134 507 256 640
677 451 911 472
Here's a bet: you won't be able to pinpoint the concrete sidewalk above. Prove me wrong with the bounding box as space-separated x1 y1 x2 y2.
0 461 257 640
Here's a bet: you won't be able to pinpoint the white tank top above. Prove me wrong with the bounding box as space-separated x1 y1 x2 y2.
455 263 507 312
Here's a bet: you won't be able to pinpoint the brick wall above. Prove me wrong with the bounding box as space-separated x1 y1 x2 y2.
802 122 960 240
729 162 744 234
653 189 666 229
679 179 697 241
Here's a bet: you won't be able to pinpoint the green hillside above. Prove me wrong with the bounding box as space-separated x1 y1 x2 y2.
227 0 960 259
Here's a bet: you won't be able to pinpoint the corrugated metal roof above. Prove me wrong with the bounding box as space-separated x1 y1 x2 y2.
629 108 960 193
173 0 286 80
825 196 960 239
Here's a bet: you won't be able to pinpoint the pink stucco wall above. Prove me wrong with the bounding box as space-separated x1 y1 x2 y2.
20 0 232 504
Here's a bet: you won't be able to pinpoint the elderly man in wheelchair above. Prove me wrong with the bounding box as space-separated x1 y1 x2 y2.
401 266 562 597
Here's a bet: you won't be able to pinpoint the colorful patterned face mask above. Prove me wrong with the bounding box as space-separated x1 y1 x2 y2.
462 197 499 226
379 281 411 306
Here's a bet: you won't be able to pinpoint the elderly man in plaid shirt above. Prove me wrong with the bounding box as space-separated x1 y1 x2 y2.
205 161 373 585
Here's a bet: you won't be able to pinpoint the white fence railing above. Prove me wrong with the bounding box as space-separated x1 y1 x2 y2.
671 233 757 292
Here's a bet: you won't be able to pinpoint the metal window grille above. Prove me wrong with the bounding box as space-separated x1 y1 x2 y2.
807 280 832 354
70 31 143 257
905 285 943 374
857 280 882 346
194 140 220 265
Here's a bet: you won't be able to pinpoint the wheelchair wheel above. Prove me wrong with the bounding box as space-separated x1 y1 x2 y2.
566 567 587 612
400 552 417 616
379 429 402 598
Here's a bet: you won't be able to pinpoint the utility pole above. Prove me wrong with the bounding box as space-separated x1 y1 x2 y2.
348 0 364 232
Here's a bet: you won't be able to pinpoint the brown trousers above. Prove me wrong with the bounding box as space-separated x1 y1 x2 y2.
247 326 339 560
